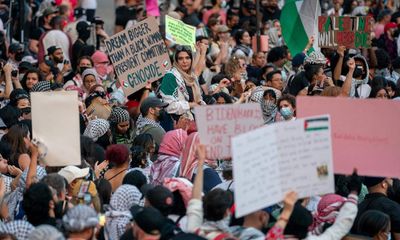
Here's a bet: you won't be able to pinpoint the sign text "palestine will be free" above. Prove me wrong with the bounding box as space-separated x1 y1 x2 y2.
318 16 373 48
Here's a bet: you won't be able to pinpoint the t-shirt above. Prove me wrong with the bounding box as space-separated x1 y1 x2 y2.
81 0 97 9
30 25 52 41
352 193 400 235
115 6 137 28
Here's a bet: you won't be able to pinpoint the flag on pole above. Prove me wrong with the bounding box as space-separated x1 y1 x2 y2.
281 0 321 56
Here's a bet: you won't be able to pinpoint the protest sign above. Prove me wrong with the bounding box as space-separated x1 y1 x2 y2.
31 91 81 167
165 15 196 50
232 115 334 218
105 17 171 96
195 103 264 159
297 96 400 178
318 16 372 48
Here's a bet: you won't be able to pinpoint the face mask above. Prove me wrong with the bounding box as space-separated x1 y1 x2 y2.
353 67 363 79
80 31 90 41
157 109 166 122
79 66 89 74
280 107 293 120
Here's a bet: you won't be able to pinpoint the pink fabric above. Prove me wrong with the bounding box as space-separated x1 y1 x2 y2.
92 50 109 64
374 23 385 39
163 177 193 207
179 132 200 180
202 9 227 25
159 129 188 157
309 194 346 235
150 155 180 185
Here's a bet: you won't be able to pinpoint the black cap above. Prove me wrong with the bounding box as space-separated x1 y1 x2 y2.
130 206 166 235
363 177 385 188
76 21 91 33
47 46 61 55
8 43 23 53
140 97 168 116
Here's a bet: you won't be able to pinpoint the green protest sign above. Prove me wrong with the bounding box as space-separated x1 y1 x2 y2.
165 15 196 51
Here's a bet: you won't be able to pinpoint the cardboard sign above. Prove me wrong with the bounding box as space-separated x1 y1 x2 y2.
105 17 171 96
195 103 264 159
165 15 196 50
232 115 334 218
297 96 400 178
31 91 81 167
86 98 112 120
318 16 372 48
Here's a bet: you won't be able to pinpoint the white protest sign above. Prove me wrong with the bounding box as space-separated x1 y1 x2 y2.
105 17 171 96
232 115 334 218
31 91 81 166
195 103 264 159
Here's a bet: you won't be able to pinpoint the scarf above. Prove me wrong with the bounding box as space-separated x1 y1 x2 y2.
173 62 202 104
159 129 188 156
309 194 346 235
136 114 163 135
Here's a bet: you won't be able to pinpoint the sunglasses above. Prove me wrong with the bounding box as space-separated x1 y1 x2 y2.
176 45 192 52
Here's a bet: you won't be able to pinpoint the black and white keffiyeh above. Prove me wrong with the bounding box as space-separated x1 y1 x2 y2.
84 119 110 141
1 220 35 240
109 107 130 124
62 205 99 233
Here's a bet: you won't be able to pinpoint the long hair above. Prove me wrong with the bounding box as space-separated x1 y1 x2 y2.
21 69 44 92
3 123 29 168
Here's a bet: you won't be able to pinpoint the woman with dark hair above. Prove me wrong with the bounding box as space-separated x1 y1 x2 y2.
108 107 134 146
20 69 43 93
357 210 391 240
212 92 233 104
387 80 399 99
277 94 296 121
160 45 205 120
130 133 156 178
232 29 253 62
369 86 389 99
65 55 94 89
2 124 31 170
104 144 130 192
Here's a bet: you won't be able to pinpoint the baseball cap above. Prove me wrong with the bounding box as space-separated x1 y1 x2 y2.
384 22 397 32
140 97 168 116
8 43 23 53
130 206 166 235
47 45 62 55
43 6 58 17
76 21 91 33
58 166 89 184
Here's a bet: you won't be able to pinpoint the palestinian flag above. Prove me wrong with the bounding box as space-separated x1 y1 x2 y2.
304 117 329 131
281 0 321 56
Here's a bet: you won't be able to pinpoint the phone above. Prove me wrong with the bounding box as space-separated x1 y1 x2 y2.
64 59 69 65
11 70 18 77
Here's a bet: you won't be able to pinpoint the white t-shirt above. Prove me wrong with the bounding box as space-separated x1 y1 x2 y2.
81 0 97 9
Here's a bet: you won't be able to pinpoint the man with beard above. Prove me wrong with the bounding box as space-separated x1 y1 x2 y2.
351 177 400 240
46 46 71 84
262 0 281 22
136 97 168 147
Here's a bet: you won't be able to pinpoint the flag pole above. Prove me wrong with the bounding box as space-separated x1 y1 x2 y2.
256 0 261 52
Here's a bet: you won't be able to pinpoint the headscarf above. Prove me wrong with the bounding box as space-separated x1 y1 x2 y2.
6 166 47 220
109 107 130 124
159 129 188 157
309 194 346 235
105 184 142 240
2 220 35 240
62 205 99 232
163 177 193 207
83 119 110 142
173 50 202 103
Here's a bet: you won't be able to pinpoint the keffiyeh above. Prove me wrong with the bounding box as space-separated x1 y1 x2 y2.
84 119 110 142
31 81 52 92
109 107 130 123
136 114 162 135
2 220 35 240
63 205 99 232
28 225 65 240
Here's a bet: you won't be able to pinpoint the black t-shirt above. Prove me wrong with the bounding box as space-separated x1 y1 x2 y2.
115 6 137 27
352 193 400 234
30 25 52 40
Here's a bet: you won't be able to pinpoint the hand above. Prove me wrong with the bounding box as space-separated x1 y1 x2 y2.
200 43 208 55
337 46 346 58
218 79 230 88
96 28 109 38
62 61 72 73
174 116 190 131
283 191 298 211
94 160 109 178
196 144 206 162
145 81 152 89
347 169 362 195
29 141 39 157
240 91 251 101
189 102 199 109
2 63 12 74
324 77 335 86
7 165 22 177
347 58 355 71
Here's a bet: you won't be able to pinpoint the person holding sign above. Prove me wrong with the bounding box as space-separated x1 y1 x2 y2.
160 46 206 120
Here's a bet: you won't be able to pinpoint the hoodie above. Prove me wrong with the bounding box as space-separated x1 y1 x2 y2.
340 54 371 98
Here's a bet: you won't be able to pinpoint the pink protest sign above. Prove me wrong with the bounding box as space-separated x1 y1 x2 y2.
146 0 160 16
297 96 400 177
195 103 264 160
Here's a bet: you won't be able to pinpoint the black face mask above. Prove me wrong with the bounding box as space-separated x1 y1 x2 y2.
15 51 24 62
157 109 166 122
353 67 363 79
80 31 90 41
79 66 89 74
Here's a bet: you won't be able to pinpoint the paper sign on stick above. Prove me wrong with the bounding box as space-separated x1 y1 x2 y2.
297 96 400 178
105 17 171 96
195 103 264 159
232 115 334 218
31 91 81 167
165 15 196 51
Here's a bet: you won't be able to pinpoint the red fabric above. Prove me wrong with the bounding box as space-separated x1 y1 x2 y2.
159 129 188 157
125 100 139 110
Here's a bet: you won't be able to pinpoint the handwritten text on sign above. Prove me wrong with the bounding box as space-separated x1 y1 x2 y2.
105 17 171 96
195 103 264 159
232 115 334 218
318 16 372 48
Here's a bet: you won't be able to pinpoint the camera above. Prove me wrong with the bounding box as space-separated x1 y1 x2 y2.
11 70 18 77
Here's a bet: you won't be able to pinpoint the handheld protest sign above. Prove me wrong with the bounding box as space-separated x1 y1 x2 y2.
195 103 264 160
165 15 196 51
31 91 81 166
86 98 112 120
297 96 400 178
232 115 334 218
318 16 372 48
105 16 171 96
